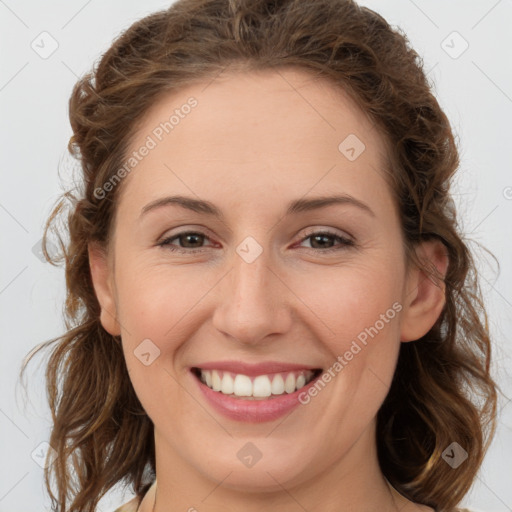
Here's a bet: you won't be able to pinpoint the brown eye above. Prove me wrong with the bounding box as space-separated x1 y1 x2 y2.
157 229 355 255
298 230 355 253
158 231 212 252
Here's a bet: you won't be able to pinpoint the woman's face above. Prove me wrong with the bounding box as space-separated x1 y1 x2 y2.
90 68 445 494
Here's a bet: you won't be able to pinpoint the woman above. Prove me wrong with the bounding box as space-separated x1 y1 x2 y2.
20 0 498 511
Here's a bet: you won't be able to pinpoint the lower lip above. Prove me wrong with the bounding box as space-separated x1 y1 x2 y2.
191 369 322 423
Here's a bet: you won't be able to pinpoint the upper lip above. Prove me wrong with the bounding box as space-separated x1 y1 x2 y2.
192 360 322 376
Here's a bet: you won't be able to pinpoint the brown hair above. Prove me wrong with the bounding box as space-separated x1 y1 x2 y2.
19 0 498 511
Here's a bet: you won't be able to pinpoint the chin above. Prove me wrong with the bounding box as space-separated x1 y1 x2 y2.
192 444 317 493
207 464 310 493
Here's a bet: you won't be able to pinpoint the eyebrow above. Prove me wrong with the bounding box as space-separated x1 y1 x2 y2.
139 193 375 219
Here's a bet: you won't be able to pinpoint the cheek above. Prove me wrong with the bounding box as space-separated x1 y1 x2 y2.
291 260 403 403
114 258 208 340
290 261 403 341
115 249 404 347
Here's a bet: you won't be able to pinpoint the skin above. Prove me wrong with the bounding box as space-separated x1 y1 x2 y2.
89 67 448 512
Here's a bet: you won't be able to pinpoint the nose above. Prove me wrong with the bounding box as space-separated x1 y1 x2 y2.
211 248 292 346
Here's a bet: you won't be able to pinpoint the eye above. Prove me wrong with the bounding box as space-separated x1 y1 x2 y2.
157 231 214 253
157 228 354 254
295 229 355 253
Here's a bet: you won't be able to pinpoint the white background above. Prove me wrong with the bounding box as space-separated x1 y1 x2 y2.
1 1 511 511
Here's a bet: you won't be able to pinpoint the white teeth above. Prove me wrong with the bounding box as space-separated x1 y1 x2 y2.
221 372 234 394
211 370 222 391
198 369 316 398
271 374 285 395
253 375 272 397
284 373 296 393
233 374 252 396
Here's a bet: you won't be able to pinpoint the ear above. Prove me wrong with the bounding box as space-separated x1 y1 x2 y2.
88 242 121 337
400 238 449 342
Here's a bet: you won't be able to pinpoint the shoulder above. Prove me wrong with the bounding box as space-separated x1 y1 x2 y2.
112 479 156 512
112 495 139 512
442 508 476 512
409 504 475 512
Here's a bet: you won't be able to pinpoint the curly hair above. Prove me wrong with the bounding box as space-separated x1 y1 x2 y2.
19 0 498 511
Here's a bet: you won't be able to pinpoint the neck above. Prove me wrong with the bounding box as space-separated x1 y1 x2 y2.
141 422 422 512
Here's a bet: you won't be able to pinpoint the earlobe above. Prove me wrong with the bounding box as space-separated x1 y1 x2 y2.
88 242 121 336
400 239 449 343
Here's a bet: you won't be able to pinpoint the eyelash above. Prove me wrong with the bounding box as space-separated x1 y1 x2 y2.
157 229 355 254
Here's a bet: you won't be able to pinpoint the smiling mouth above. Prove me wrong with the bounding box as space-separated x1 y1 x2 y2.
191 367 323 400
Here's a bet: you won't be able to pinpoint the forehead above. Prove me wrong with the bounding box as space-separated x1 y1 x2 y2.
116 67 394 220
